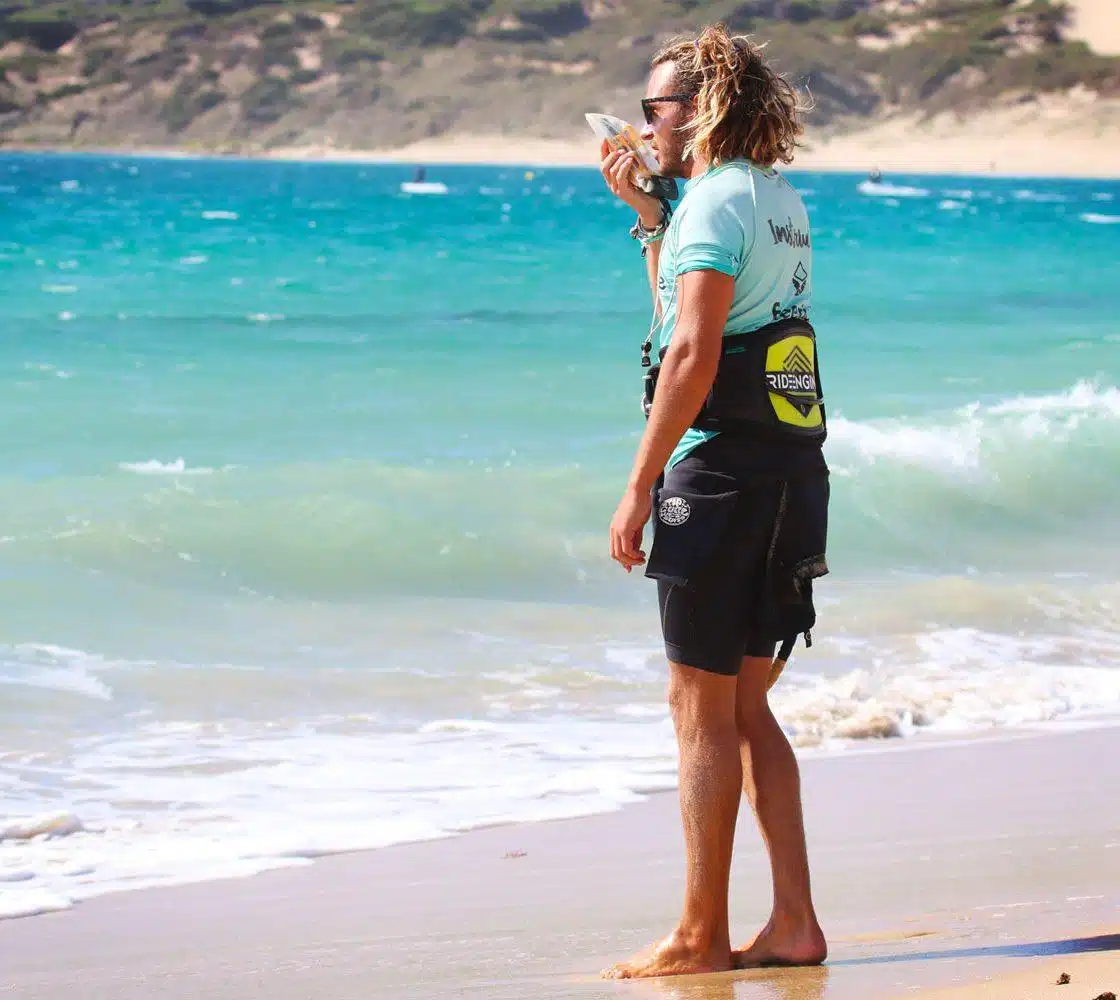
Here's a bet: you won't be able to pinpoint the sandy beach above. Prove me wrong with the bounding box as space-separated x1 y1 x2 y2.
1065 0 1120 55
9 94 1120 178
2 724 1117 999
259 96 1120 179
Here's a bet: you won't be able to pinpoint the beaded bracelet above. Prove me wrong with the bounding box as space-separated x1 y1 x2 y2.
629 199 672 247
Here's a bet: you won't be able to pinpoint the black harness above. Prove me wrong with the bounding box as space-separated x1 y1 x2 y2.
642 317 827 441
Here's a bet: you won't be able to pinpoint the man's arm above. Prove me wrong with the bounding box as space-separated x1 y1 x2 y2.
644 239 663 307
608 267 733 570
599 144 667 308
639 206 666 308
626 268 734 495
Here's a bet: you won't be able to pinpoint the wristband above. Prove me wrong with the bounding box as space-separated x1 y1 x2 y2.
629 199 672 247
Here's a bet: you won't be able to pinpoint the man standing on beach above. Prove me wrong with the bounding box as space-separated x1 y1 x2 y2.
599 24 831 979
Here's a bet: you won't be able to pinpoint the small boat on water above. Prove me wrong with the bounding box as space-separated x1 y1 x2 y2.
400 166 448 195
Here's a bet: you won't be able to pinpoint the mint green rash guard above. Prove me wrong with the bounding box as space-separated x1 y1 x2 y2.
650 159 813 467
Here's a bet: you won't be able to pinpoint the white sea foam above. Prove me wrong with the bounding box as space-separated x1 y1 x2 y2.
118 458 216 475
1080 212 1120 225
24 361 72 378
829 380 1120 474
858 180 929 198
772 632 1120 748
987 380 1120 417
0 620 1116 921
0 644 121 700
0 870 34 882
0 888 73 920
1 811 84 842
0 663 112 700
201 210 239 220
1012 189 1067 203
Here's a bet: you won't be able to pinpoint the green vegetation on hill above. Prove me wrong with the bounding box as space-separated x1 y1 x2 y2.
1 0 1117 150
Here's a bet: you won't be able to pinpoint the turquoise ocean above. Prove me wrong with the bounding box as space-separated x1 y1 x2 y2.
1 152 1119 918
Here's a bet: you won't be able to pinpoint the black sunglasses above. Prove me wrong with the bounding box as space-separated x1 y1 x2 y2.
641 94 693 125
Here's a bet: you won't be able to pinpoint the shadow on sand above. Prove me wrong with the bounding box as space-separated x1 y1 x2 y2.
828 932 1120 967
610 935 1119 1000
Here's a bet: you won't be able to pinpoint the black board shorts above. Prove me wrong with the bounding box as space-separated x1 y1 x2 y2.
644 434 830 677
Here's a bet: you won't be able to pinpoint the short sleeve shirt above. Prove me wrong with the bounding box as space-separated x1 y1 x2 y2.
653 160 813 467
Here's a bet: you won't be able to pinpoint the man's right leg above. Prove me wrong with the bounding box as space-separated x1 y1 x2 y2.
732 653 826 967
602 660 741 980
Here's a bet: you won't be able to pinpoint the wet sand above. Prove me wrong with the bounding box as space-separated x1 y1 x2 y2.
2 724 1117 999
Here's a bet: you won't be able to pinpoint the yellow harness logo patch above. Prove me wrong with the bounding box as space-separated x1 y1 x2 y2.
765 334 823 430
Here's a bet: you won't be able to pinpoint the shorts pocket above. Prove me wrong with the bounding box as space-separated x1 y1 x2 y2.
755 472 830 643
644 477 740 587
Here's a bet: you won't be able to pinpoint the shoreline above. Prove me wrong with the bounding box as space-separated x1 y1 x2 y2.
5 100 1120 179
5 140 1120 181
2 724 1117 999
6 141 1120 181
3 719 1117 924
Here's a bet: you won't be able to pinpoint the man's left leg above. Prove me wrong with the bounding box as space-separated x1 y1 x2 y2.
732 653 827 967
603 661 742 979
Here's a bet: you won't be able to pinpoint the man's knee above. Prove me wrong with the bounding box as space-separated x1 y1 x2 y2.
735 655 776 737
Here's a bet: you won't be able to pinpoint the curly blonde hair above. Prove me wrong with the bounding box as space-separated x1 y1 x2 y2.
652 24 810 168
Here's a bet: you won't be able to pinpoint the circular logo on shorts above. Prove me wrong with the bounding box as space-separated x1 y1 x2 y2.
658 496 691 526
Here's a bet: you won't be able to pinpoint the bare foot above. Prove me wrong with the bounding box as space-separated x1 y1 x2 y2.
602 928 733 980
733 915 827 968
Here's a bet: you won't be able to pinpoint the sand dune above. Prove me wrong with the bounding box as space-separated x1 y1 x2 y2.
268 94 1120 178
1064 0 1120 55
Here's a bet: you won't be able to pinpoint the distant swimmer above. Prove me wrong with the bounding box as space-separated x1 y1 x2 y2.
400 167 448 195
869 166 882 183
